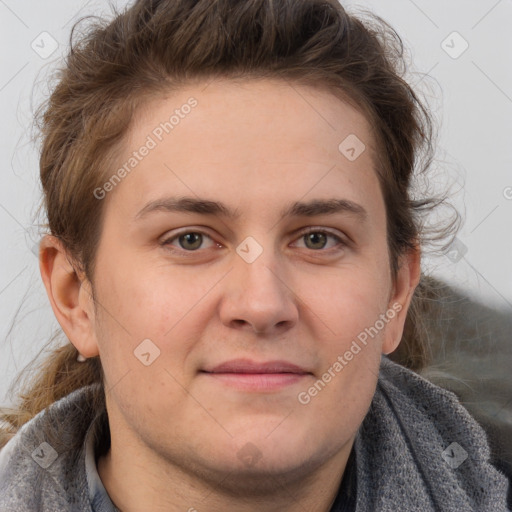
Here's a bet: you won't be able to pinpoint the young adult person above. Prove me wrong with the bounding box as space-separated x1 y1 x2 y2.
1 1 509 510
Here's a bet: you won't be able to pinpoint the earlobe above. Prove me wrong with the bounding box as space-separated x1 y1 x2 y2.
39 234 100 358
382 245 421 355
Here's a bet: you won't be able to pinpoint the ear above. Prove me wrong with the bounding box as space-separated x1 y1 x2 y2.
39 234 100 358
382 244 421 355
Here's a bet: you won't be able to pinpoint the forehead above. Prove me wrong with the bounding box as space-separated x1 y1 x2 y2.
105 78 382 218
132 77 376 159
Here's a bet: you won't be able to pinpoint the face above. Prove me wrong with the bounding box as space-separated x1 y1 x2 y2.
78 78 415 484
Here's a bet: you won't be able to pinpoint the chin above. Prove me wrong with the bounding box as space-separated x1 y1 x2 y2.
208 426 321 472
195 442 331 498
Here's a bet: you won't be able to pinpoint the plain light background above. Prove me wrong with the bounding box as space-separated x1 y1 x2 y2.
1 0 511 406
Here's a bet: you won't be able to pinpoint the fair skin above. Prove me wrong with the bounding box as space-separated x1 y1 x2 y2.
40 78 420 512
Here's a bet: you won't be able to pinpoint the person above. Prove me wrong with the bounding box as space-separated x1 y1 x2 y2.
0 0 510 510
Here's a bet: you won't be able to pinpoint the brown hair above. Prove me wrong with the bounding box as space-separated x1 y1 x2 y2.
0 0 458 448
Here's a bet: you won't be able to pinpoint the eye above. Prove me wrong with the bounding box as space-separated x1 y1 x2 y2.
292 228 347 252
161 230 218 253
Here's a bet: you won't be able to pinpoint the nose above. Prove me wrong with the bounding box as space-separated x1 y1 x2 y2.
218 246 299 336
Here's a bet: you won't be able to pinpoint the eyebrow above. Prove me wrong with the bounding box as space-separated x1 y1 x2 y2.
134 196 368 222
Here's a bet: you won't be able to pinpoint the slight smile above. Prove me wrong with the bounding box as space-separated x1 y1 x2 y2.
200 359 313 392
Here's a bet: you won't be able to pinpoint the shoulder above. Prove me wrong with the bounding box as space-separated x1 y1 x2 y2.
352 356 510 511
0 385 100 512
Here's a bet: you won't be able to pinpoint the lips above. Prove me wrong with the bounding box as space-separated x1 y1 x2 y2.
200 359 312 391
202 358 310 374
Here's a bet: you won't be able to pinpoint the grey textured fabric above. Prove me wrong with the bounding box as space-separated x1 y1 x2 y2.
0 356 510 511
413 278 512 488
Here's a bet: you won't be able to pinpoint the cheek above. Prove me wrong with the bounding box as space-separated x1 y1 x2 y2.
300 260 391 338
293 261 391 414
297 269 387 416
93 255 219 340
89 271 197 399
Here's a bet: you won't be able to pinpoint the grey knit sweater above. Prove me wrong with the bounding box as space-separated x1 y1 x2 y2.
0 356 510 511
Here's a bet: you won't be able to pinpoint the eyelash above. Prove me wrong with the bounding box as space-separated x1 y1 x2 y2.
160 227 348 256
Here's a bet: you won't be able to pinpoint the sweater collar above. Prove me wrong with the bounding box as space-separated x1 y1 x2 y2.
84 414 119 512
